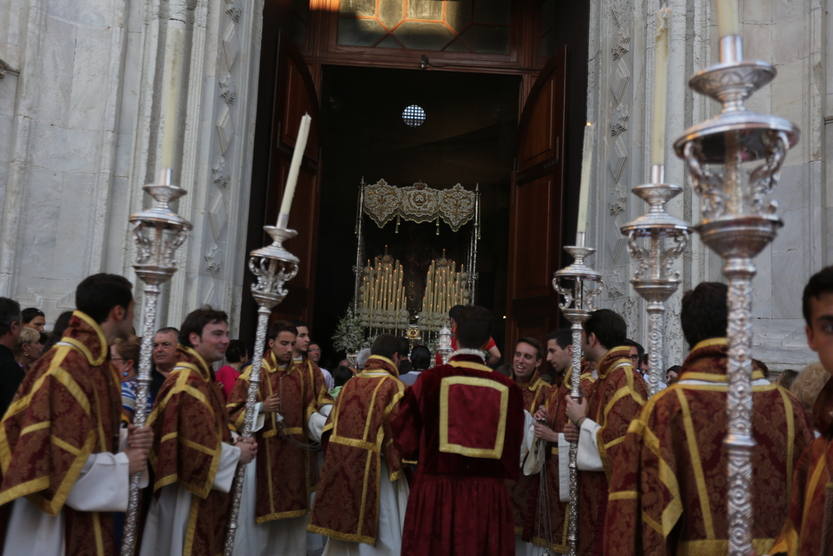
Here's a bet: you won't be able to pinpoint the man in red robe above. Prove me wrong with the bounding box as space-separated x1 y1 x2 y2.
561 309 647 555
226 321 323 555
0 273 151 556
507 337 551 554
771 267 833 555
140 308 256 556
308 334 408 555
604 282 813 555
392 305 524 556
524 328 595 553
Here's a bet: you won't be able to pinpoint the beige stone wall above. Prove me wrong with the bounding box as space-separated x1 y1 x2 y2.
0 0 827 368
0 0 264 333
585 0 828 370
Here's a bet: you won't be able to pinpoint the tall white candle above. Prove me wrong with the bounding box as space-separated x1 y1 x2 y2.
714 0 739 37
160 26 187 169
277 114 312 225
576 122 594 240
651 8 670 166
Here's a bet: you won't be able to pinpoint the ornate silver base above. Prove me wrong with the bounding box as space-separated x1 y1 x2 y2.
621 169 691 396
223 225 299 556
122 169 192 556
675 32 797 556
553 245 602 556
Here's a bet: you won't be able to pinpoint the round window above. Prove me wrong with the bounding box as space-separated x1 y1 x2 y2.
402 104 426 127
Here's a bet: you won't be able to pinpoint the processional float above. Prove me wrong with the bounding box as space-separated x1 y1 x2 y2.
673 7 798 555
346 179 481 352
223 115 309 555
552 123 603 556
121 169 192 555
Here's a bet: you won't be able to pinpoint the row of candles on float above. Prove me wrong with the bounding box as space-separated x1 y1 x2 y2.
359 257 408 314
420 258 469 317
356 255 470 330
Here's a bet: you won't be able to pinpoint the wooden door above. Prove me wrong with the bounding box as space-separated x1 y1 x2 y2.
243 27 321 340
505 49 567 350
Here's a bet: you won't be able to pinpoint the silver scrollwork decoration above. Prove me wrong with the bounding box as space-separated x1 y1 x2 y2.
121 168 192 556
553 245 602 556
621 171 692 396
674 34 798 556
224 225 300 556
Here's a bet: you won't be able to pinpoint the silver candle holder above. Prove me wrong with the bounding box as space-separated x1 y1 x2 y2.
553 245 602 556
436 323 452 364
674 34 798 556
224 225 300 555
620 164 692 396
121 168 192 556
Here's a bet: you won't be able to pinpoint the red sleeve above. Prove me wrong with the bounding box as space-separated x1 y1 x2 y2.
391 378 423 460
215 367 239 401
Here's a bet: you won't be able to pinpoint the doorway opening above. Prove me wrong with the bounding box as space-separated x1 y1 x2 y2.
314 66 519 367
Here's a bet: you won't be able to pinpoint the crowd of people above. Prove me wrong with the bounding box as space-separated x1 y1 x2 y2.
0 267 832 555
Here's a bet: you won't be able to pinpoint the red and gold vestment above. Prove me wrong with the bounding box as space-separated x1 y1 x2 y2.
604 338 813 555
146 346 232 556
528 365 594 552
771 373 833 556
578 345 647 555
308 355 405 544
226 351 319 521
0 311 121 556
295 358 333 420
509 373 553 538
391 353 525 556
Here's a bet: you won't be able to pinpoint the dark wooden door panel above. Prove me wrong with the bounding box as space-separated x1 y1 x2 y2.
280 59 320 162
506 48 567 350
247 32 321 327
518 80 555 169
513 175 553 297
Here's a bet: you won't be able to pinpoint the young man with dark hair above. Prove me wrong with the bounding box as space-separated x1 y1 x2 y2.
771 267 833 554
290 320 332 419
508 337 552 553
560 307 647 555
21 307 45 332
392 305 524 555
0 273 152 555
400 345 431 386
141 307 256 556
0 297 23 417
605 282 812 555
523 328 595 553
440 304 502 366
283 320 334 554
308 342 334 391
309 333 409 554
292 320 312 362
227 321 323 555
545 328 573 377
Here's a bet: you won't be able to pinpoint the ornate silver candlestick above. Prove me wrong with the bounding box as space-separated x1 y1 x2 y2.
620 164 691 395
436 323 452 364
674 34 798 556
553 245 602 556
224 225 300 555
121 168 192 556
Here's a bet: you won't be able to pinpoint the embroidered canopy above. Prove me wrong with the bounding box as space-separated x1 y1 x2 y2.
362 179 477 232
